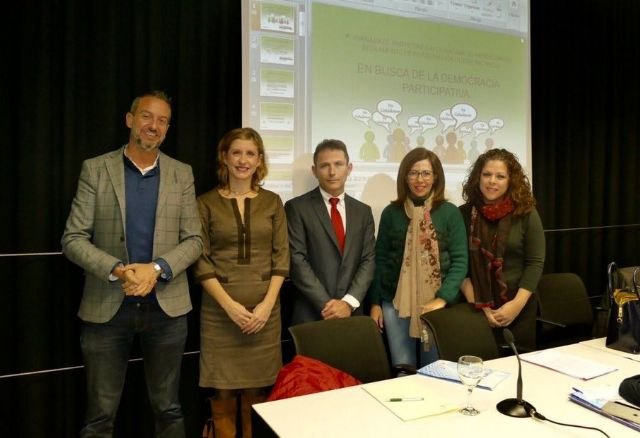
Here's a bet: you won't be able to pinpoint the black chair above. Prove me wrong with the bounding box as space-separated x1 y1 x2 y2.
288 316 392 383
536 272 594 349
420 303 501 362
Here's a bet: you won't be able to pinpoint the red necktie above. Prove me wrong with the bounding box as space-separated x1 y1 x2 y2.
329 197 345 253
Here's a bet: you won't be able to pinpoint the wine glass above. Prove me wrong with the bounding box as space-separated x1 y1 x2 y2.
457 355 484 416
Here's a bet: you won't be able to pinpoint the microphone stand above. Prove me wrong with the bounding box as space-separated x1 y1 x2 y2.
496 328 536 418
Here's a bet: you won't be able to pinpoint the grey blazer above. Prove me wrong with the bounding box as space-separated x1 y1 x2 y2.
285 187 376 324
61 147 203 323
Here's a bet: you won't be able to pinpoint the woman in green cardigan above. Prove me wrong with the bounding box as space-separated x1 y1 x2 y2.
459 148 545 352
369 148 468 366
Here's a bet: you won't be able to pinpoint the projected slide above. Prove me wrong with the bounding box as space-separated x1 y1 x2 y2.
242 0 530 221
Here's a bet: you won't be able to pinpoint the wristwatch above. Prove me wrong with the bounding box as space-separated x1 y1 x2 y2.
152 262 163 276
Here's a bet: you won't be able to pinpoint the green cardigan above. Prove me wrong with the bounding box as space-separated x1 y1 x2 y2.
459 204 545 297
368 201 468 305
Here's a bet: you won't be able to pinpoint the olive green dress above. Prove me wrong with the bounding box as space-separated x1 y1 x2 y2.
194 188 289 389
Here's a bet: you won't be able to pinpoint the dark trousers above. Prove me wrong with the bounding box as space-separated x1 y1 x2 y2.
80 301 187 438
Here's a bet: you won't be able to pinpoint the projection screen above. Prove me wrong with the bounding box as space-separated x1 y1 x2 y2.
242 0 530 226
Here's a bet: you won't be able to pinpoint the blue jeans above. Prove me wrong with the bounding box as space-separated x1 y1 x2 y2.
382 301 439 368
80 301 187 438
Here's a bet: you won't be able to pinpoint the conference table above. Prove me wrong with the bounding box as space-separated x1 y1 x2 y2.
253 338 640 437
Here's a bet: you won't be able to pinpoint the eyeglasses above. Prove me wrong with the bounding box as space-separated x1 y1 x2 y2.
407 170 434 180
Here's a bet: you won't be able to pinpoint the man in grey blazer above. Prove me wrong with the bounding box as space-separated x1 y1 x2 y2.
285 139 376 325
61 91 203 437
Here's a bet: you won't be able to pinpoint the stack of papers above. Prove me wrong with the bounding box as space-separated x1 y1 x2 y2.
570 386 640 432
417 359 510 390
521 350 617 380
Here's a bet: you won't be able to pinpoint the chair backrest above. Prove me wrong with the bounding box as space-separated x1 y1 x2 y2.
420 303 500 362
536 272 594 348
537 273 593 327
288 316 391 383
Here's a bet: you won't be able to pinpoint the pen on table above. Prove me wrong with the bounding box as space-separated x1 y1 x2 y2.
614 400 640 409
571 387 582 393
386 397 424 402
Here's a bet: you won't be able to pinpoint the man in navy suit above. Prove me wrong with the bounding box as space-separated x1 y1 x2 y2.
285 139 376 324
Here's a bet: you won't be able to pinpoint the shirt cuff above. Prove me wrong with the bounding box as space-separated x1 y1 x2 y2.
108 262 124 282
154 258 173 281
342 294 360 312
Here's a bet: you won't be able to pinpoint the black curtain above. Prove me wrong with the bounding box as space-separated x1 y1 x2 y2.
531 0 640 291
1 0 639 436
1 1 241 436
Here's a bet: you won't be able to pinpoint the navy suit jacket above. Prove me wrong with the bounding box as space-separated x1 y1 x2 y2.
285 187 376 324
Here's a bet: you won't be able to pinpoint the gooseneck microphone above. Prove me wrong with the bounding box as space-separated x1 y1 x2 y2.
507 328 523 403
496 328 536 418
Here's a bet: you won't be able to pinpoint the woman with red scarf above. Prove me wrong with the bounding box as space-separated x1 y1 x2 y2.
459 148 545 352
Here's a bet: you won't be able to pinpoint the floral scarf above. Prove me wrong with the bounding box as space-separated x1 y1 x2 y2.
393 197 441 338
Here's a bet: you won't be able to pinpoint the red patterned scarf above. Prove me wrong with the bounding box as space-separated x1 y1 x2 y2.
468 197 514 307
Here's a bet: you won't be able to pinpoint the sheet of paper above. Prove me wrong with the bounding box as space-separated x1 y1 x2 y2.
570 385 622 409
521 349 617 380
417 359 510 390
361 376 458 421
579 338 640 362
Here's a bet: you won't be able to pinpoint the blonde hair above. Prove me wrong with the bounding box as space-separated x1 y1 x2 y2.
216 127 268 190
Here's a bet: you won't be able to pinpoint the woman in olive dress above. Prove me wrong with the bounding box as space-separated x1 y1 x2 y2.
194 127 289 438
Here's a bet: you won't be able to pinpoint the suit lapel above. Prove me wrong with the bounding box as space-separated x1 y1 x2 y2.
343 195 358 258
105 148 127 227
157 152 170 215
310 188 341 253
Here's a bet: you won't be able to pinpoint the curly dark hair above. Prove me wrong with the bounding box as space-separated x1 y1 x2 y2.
461 148 535 216
392 148 446 209
216 127 268 190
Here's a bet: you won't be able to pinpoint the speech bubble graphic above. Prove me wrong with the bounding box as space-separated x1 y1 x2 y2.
473 121 489 137
352 108 372 127
459 125 473 138
372 111 393 132
451 103 477 129
489 118 504 133
418 115 438 133
377 99 402 123
440 109 455 132
407 116 421 135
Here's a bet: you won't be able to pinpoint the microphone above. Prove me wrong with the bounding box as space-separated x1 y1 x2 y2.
496 328 536 418
506 329 523 403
